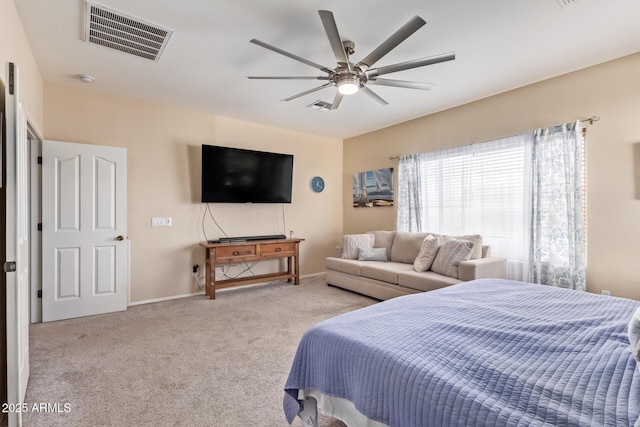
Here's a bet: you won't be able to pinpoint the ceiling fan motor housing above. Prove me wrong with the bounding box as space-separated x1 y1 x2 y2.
336 73 360 95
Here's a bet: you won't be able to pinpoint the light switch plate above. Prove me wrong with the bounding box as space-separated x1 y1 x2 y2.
151 217 172 227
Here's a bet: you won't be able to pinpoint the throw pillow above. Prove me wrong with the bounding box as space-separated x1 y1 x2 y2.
430 238 474 279
358 247 388 262
629 306 640 363
413 235 440 272
341 233 375 259
450 234 483 259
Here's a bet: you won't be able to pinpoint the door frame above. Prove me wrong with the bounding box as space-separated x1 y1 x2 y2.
29 127 41 324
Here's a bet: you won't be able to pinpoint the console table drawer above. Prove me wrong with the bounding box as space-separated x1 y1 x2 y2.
216 245 256 261
261 242 295 257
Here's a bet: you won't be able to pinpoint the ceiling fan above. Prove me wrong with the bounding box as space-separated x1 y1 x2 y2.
248 10 455 110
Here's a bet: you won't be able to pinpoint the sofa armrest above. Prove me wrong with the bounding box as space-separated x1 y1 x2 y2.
458 257 507 281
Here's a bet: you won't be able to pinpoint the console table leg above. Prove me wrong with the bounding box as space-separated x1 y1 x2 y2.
207 248 216 299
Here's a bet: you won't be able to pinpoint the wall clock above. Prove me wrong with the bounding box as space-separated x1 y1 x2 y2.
310 176 325 193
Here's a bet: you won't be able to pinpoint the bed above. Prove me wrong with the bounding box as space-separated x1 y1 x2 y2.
283 279 640 426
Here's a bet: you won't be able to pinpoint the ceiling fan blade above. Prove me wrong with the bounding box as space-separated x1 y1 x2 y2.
331 92 344 110
360 86 388 106
250 39 333 74
318 10 350 68
282 83 333 102
356 15 426 70
369 78 433 90
366 52 456 78
248 76 330 80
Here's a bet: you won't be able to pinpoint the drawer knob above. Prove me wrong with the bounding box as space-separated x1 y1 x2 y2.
275 247 282 252
232 250 240 256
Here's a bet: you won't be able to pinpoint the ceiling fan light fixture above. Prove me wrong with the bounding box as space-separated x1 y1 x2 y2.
337 74 359 95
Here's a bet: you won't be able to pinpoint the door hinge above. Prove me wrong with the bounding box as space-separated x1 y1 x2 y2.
8 63 15 95
37 289 42 299
37 156 43 165
4 261 16 273
37 223 42 231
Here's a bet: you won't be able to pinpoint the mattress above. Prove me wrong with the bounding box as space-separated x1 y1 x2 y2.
284 279 640 426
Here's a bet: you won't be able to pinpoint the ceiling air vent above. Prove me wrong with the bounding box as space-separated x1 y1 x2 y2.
556 0 581 8
306 100 333 112
84 2 173 61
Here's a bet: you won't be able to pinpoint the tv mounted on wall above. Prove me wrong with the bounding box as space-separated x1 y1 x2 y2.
201 144 294 203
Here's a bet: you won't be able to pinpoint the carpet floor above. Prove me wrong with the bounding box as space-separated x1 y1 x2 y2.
23 276 377 427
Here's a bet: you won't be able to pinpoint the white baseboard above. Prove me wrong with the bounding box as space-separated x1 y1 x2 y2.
128 272 326 306
128 290 205 306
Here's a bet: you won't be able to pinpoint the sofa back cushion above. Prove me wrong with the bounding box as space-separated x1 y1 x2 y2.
373 231 396 257
390 232 430 263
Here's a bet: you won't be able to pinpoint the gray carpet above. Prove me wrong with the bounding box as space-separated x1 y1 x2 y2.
23 276 377 427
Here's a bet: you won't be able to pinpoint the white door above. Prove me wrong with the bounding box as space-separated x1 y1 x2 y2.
42 140 128 322
5 62 30 427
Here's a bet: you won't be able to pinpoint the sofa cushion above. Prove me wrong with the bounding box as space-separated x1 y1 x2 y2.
373 231 396 256
325 257 364 276
390 231 430 263
413 235 440 272
431 238 474 278
358 247 388 262
341 233 375 259
361 262 414 284
398 270 461 292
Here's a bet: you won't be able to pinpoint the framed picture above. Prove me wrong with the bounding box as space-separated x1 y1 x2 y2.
353 167 394 207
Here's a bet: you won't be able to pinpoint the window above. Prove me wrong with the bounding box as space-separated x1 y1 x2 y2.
398 133 532 270
398 122 586 288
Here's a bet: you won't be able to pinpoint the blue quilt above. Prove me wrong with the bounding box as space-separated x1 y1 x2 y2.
284 279 640 426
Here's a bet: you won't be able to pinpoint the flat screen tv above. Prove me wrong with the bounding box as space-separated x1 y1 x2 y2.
201 145 294 203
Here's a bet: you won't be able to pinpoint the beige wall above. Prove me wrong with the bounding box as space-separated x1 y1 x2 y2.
44 84 343 303
0 0 44 130
344 53 640 300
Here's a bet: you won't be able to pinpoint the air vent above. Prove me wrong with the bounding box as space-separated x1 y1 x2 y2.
84 2 173 61
556 0 581 7
307 100 333 112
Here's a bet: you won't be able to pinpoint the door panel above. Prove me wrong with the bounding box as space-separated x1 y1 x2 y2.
42 140 127 322
5 62 30 427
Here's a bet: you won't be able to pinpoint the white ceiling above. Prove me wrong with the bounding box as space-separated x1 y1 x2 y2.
14 0 640 139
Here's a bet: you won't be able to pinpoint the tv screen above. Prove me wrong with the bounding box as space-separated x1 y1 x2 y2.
201 145 294 203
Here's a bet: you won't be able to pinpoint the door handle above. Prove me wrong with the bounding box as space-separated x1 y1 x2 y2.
116 235 126 241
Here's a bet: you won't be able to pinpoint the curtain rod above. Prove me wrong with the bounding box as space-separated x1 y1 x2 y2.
581 115 600 125
389 115 600 160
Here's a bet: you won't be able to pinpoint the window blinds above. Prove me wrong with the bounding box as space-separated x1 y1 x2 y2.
398 133 533 265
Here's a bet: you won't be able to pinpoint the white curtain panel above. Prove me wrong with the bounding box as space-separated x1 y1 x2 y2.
397 154 423 232
530 121 586 290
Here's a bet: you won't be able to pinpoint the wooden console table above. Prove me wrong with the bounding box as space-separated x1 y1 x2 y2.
200 238 304 299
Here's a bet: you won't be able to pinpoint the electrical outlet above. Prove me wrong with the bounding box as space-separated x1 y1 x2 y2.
192 264 199 275
601 290 611 296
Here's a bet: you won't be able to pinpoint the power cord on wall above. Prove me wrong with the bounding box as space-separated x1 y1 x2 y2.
192 264 204 291
198 202 291 285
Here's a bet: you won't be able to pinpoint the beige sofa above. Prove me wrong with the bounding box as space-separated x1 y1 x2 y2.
326 231 508 300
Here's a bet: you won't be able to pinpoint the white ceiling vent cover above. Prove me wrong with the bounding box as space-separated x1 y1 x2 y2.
306 100 333 112
556 0 581 8
84 2 173 61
